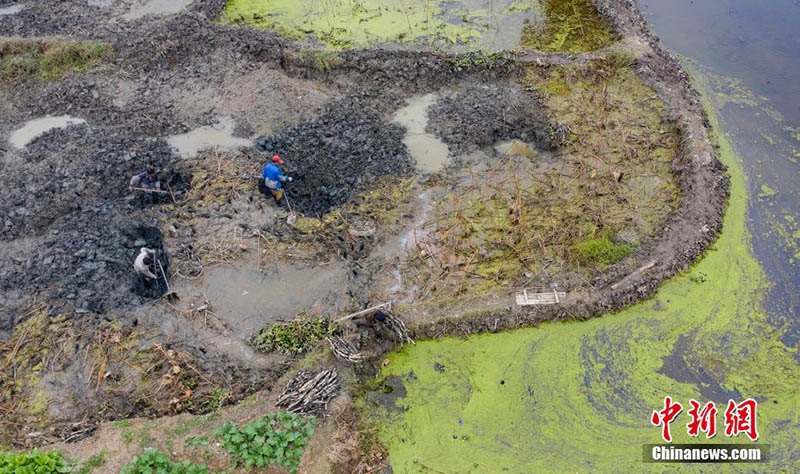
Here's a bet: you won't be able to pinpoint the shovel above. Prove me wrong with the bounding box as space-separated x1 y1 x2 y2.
155 254 179 302
283 189 297 226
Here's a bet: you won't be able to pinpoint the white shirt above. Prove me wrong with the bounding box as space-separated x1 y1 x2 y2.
134 248 157 279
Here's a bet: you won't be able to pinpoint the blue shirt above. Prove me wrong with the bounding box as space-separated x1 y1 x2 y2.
262 162 286 189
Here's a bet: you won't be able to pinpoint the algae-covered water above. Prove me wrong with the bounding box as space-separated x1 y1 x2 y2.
222 0 542 50
370 86 800 470
354 2 800 469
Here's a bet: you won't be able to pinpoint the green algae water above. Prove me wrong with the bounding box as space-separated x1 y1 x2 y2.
222 0 616 51
367 77 800 471
222 0 541 50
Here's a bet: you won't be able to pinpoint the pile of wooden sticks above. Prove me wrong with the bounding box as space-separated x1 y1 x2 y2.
276 369 339 416
327 334 363 363
384 312 415 345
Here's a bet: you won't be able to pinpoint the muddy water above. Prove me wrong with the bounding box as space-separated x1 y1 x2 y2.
122 0 192 20
8 115 86 149
166 116 251 158
372 2 800 472
493 139 538 158
392 94 450 173
0 4 23 16
202 263 346 339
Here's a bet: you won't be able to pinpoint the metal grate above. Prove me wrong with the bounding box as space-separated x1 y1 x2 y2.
515 288 566 306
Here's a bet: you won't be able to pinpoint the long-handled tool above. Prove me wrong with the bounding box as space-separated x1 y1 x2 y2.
129 187 170 194
283 188 297 226
155 254 179 301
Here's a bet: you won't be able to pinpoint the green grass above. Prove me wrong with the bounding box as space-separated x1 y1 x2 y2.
0 37 111 83
573 234 632 267
521 0 617 52
113 419 133 429
75 452 106 474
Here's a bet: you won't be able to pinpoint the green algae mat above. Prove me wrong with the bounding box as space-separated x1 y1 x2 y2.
366 77 800 471
221 0 614 51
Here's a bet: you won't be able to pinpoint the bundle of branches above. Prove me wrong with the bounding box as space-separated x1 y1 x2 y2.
327 335 363 363
384 312 415 346
277 370 340 416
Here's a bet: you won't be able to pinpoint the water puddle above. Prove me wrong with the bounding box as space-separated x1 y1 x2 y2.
493 139 538 158
0 4 24 16
392 94 450 173
123 0 192 20
203 263 347 338
166 116 251 158
8 115 87 149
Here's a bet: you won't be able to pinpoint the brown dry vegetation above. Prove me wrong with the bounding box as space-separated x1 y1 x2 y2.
0 305 260 448
398 57 680 312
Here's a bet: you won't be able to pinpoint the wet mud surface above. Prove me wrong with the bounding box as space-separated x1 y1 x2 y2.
0 0 729 454
426 84 555 158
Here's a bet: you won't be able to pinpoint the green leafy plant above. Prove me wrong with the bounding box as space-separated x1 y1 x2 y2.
212 412 316 473
121 449 209 474
0 449 72 474
249 317 333 354
573 234 632 267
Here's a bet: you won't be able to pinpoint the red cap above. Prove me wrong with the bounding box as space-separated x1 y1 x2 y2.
272 155 284 164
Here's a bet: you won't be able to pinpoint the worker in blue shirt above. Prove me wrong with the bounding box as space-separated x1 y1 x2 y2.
262 155 292 202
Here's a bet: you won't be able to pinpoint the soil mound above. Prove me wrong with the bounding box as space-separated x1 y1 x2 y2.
255 96 415 216
426 85 556 157
0 208 169 332
1 126 174 240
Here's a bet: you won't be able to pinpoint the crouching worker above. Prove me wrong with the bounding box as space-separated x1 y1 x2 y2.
354 310 387 332
262 155 292 203
134 247 157 281
129 168 162 204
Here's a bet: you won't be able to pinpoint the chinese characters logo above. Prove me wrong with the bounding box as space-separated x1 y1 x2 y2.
651 397 759 442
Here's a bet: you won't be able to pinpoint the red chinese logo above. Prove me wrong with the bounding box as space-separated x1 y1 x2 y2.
687 399 717 438
651 397 759 442
651 396 683 442
724 398 759 441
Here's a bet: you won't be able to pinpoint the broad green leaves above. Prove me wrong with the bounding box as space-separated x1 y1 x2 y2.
120 449 209 474
0 450 72 474
212 412 316 473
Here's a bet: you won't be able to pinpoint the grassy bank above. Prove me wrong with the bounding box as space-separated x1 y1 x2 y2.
0 37 111 83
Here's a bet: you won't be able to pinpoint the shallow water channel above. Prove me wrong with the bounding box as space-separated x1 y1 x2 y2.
370 2 800 471
392 93 450 173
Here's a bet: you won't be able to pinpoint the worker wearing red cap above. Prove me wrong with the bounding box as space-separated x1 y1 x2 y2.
262 155 292 202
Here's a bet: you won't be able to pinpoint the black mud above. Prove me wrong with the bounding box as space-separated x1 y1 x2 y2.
254 96 415 216
426 85 556 157
0 207 170 333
